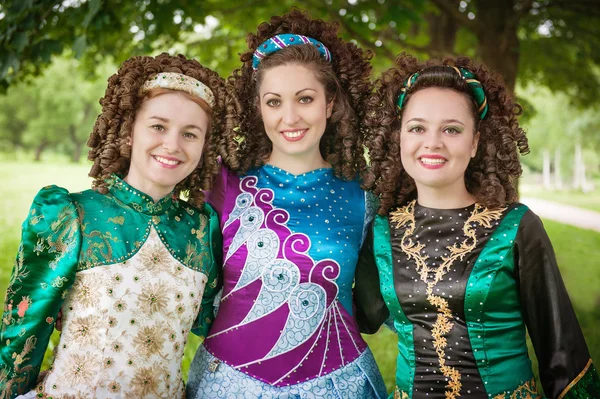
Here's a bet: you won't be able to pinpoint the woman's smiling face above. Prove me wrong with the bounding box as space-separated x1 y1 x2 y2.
400 87 479 199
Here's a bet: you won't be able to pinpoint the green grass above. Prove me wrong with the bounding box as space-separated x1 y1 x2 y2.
1 161 599 394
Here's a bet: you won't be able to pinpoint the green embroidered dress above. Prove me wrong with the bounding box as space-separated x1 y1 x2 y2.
0 176 221 399
355 201 600 399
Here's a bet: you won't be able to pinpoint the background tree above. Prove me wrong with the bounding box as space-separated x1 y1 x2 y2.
2 0 600 104
0 56 106 161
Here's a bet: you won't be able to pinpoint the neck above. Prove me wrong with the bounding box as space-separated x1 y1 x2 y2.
415 184 475 209
267 152 331 175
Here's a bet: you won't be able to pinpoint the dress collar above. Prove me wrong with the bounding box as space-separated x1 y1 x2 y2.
107 174 176 215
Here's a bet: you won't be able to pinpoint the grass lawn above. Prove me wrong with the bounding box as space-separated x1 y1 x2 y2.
1 160 599 394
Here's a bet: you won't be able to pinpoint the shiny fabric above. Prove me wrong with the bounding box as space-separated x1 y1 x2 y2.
188 345 386 399
0 176 221 399
189 165 386 398
355 202 600 399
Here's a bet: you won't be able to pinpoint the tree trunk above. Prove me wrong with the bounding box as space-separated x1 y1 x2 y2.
474 0 520 92
69 125 82 163
426 0 460 56
554 148 562 190
34 140 48 161
543 149 552 189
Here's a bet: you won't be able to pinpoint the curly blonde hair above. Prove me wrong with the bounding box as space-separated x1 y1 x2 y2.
223 8 373 181
364 53 529 214
87 53 239 207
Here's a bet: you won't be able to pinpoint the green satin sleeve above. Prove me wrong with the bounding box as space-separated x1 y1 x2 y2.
191 203 223 340
0 186 81 398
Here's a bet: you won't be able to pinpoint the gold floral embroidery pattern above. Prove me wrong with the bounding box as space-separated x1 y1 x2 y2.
493 377 541 399
391 200 505 399
394 387 409 399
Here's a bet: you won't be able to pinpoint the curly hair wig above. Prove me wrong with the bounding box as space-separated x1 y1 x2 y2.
224 8 373 181
364 53 529 215
87 53 239 207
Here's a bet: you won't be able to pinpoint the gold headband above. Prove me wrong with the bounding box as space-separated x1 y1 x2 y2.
140 72 215 108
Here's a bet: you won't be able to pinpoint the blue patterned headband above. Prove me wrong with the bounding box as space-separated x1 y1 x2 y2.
252 34 332 71
396 66 489 120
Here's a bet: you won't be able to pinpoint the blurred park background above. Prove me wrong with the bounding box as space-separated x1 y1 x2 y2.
1 0 599 394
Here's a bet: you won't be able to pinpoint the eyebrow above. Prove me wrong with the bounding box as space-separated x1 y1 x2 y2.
405 117 465 125
262 88 318 98
148 116 204 131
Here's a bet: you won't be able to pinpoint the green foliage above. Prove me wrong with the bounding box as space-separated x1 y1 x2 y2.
0 55 109 161
2 0 600 105
520 84 600 175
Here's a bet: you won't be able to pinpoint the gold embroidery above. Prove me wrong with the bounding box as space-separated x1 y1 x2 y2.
108 216 125 225
392 200 505 399
394 387 409 399
493 377 541 399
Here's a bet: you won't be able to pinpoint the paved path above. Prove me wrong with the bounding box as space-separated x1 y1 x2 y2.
521 197 600 233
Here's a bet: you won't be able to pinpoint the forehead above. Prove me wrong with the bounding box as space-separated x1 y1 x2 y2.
259 64 324 94
403 88 473 120
137 92 208 123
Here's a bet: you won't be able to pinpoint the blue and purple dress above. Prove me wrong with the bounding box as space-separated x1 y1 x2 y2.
187 165 387 398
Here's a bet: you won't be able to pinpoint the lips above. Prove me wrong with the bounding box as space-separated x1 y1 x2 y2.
153 155 182 167
280 129 308 142
418 155 447 169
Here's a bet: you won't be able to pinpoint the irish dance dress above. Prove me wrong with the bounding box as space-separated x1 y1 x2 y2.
355 201 600 399
0 176 220 399
187 165 388 398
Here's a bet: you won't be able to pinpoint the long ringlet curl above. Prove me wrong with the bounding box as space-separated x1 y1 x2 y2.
87 53 240 207
224 8 373 181
363 53 529 215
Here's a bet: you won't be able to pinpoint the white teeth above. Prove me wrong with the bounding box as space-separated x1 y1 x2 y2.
420 157 446 165
155 156 180 166
282 130 305 138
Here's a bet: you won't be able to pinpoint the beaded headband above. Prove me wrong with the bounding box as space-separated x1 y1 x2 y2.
252 34 332 70
396 66 488 120
140 72 215 108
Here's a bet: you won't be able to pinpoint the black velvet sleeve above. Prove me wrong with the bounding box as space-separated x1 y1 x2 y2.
353 225 389 334
514 209 599 398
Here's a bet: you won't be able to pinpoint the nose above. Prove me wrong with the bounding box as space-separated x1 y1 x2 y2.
162 131 181 154
282 103 300 125
423 131 443 150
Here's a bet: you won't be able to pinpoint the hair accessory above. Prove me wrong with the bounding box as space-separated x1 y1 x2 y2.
252 34 332 70
140 72 215 108
396 66 488 119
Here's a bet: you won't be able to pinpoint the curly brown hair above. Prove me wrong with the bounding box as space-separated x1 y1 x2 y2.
87 53 239 207
364 53 529 215
224 8 372 181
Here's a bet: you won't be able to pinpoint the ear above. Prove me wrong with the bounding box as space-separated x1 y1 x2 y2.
326 97 334 119
471 131 480 158
126 136 133 146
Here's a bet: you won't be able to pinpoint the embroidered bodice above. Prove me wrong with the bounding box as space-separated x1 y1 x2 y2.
355 201 600 399
203 165 377 387
0 176 221 399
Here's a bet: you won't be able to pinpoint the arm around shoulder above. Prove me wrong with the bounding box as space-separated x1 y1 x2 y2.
191 203 223 340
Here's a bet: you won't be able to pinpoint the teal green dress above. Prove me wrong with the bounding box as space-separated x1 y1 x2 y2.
354 201 600 399
0 176 221 399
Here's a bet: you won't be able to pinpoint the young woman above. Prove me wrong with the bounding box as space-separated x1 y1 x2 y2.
0 53 237 399
186 9 387 399
356 54 600 399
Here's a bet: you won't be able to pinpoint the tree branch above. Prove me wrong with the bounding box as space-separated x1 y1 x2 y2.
429 0 482 35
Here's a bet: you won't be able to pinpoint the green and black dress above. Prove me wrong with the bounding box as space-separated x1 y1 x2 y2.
355 201 600 399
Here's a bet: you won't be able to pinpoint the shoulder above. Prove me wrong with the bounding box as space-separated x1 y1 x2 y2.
29 185 80 220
